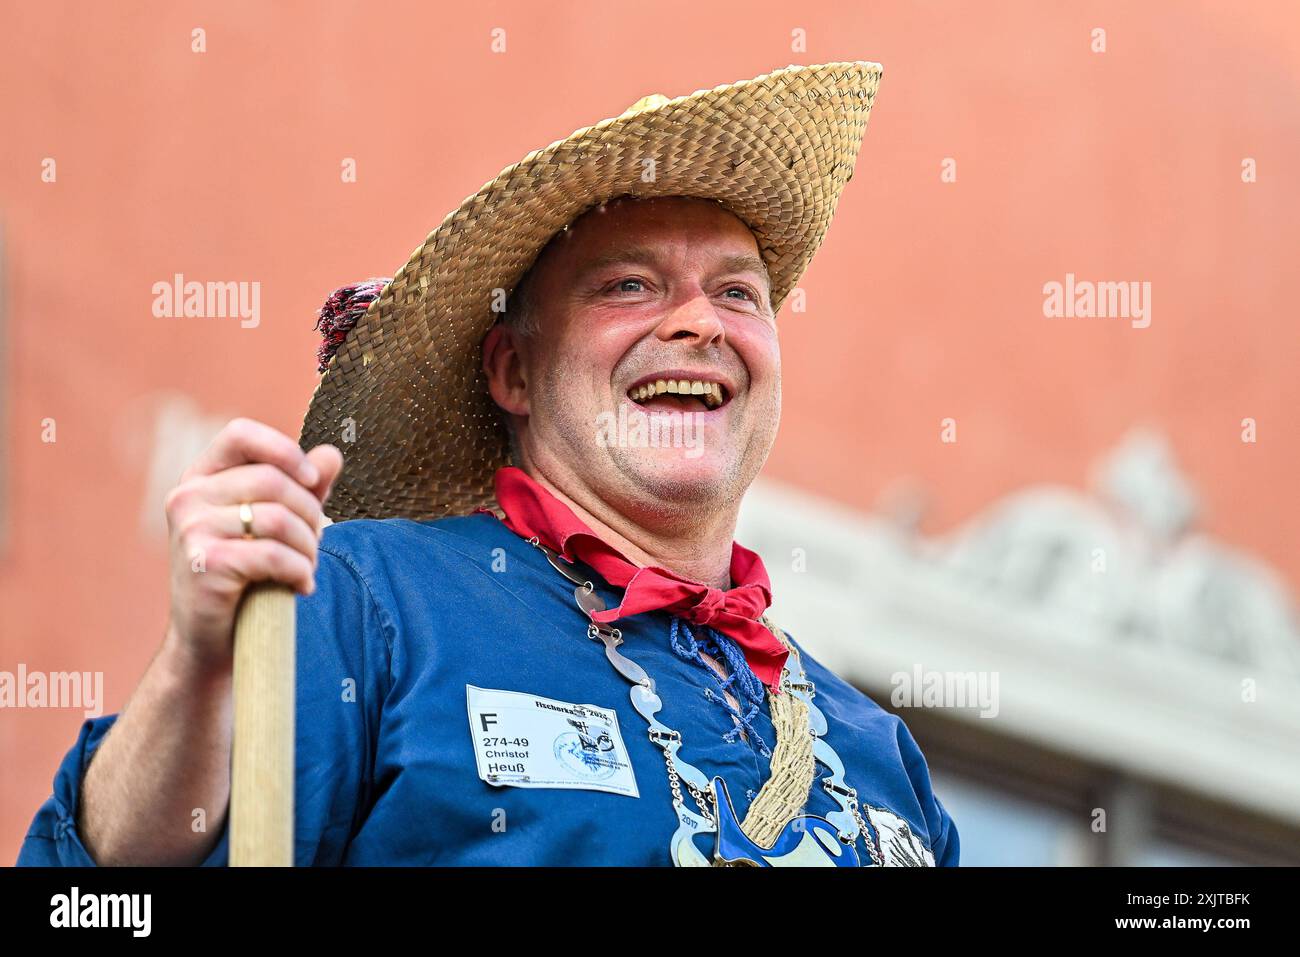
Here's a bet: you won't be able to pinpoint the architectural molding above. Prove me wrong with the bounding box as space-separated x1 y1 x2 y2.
739 430 1300 826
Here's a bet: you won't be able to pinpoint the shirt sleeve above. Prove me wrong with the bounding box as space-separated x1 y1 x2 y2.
14 714 228 866
930 792 961 866
892 711 961 867
15 544 390 867
777 627 960 867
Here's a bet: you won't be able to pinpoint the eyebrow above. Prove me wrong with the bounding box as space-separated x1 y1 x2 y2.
575 245 772 291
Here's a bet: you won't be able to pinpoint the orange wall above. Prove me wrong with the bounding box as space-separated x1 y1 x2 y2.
2 0 1298 863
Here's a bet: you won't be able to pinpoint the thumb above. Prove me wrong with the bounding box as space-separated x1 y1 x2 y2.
304 444 345 501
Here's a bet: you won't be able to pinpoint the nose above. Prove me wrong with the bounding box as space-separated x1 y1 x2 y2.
653 291 725 349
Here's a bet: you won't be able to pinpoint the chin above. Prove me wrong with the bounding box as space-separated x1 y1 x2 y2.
615 448 740 503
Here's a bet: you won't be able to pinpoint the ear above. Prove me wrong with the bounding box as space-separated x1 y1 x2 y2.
482 324 530 418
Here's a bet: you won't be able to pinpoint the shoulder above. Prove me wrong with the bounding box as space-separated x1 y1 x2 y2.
775 627 922 771
318 510 506 553
311 511 534 617
294 512 528 674
785 631 931 769
779 628 893 722
318 512 519 578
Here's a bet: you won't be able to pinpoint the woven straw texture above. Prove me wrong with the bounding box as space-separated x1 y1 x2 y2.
300 61 883 521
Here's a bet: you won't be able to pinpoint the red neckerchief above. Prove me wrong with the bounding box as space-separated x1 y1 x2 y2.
477 466 789 691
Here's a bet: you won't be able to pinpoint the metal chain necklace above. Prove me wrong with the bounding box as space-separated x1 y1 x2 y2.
530 538 885 867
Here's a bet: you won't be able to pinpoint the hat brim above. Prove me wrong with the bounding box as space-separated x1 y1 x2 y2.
301 61 883 521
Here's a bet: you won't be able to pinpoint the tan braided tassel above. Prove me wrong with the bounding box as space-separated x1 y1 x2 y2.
733 617 817 850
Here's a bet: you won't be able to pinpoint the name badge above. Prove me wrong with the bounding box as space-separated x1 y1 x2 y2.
465 685 639 798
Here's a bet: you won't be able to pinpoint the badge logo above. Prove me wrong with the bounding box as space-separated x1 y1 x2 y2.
553 718 622 781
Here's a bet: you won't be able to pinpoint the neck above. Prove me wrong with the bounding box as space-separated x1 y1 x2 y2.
522 459 738 589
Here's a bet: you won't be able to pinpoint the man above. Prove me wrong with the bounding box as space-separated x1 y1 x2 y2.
19 62 958 866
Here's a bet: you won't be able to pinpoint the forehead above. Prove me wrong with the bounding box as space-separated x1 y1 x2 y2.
531 195 764 279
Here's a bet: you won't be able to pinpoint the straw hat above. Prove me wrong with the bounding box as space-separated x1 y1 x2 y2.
300 60 883 522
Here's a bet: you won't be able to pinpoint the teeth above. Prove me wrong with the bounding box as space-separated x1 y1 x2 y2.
629 378 727 407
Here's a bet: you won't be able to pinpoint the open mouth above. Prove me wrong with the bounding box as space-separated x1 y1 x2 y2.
627 377 730 412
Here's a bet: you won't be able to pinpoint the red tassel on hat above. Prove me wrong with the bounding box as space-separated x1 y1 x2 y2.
314 278 391 372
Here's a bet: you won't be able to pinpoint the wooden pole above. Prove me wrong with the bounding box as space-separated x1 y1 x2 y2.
229 582 295 866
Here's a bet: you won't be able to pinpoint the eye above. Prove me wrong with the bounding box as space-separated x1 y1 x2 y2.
722 285 754 301
611 277 646 294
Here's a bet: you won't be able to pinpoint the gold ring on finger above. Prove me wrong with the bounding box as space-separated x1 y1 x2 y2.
239 502 256 539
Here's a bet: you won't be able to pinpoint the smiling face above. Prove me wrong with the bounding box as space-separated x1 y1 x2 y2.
482 195 782 521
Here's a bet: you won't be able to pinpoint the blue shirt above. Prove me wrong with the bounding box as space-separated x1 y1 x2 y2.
17 512 959 866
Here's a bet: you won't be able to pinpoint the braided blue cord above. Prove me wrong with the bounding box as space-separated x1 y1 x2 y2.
669 618 772 758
